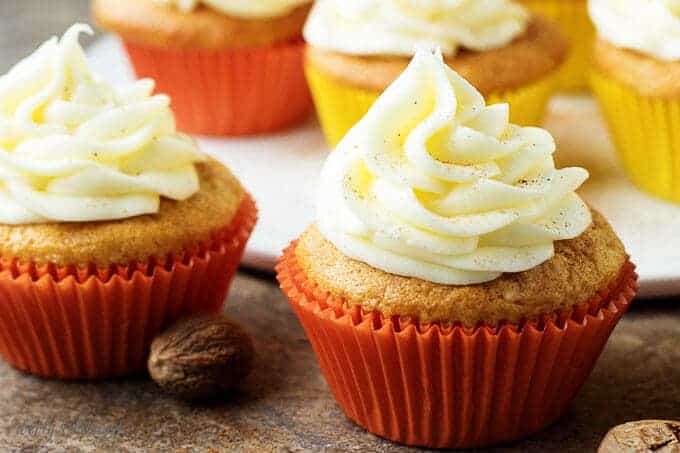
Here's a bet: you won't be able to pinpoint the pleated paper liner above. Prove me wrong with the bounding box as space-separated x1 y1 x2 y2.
487 71 559 128
276 242 637 449
306 62 560 147
591 72 680 203
0 194 257 380
124 38 313 136
304 64 380 148
520 0 593 91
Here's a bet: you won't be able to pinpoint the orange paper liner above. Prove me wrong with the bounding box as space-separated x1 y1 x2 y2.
0 195 257 380
124 39 313 136
276 242 638 449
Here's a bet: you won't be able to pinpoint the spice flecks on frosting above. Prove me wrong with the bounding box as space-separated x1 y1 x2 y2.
316 47 592 285
0 24 207 224
589 0 680 61
304 0 530 57
154 0 310 18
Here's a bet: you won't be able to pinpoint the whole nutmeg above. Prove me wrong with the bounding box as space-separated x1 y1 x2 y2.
148 314 255 401
599 420 680 453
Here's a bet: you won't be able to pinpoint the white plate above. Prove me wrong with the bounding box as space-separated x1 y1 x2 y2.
88 35 680 298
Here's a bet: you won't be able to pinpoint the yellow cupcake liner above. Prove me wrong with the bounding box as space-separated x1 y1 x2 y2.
306 63 560 148
520 0 593 91
591 71 680 203
305 65 380 147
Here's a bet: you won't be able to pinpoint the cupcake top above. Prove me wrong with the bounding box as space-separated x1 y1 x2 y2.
295 213 626 325
316 47 592 286
0 24 206 224
94 0 312 50
589 0 680 61
153 0 310 18
0 159 246 266
304 0 530 57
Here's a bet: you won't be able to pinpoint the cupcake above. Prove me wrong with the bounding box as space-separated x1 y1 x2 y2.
277 47 636 449
303 0 569 146
0 25 257 379
93 0 313 136
589 0 680 203
519 0 594 91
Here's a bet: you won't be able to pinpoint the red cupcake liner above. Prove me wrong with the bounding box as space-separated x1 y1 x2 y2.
0 195 257 380
276 242 638 449
124 38 313 136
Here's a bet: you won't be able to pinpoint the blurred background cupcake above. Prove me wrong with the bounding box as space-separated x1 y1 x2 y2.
518 0 594 91
304 0 569 146
0 25 257 379
278 47 637 449
589 0 680 203
93 0 313 136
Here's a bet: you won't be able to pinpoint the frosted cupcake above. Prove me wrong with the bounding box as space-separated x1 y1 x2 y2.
304 0 569 146
519 0 595 90
0 25 257 379
590 0 680 203
277 47 636 448
93 0 313 136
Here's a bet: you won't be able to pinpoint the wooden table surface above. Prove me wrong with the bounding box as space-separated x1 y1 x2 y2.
1 1 679 452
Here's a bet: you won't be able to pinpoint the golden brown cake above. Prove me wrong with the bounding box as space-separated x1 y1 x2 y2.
307 17 569 95
0 160 245 267
592 38 680 98
295 210 626 327
93 0 312 49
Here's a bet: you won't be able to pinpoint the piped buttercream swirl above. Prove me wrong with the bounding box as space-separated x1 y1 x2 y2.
304 0 530 57
589 0 680 61
317 47 592 285
0 24 206 224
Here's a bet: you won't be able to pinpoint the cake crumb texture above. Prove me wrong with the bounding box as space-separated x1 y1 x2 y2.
0 159 245 266
93 0 311 49
306 17 569 94
592 37 680 98
295 209 627 326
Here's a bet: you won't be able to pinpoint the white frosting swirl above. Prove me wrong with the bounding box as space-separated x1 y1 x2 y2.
0 24 207 224
154 0 310 18
589 0 680 61
317 47 592 285
304 0 530 57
